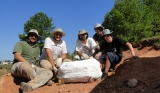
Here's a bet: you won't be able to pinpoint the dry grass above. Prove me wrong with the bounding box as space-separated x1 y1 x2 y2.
0 64 12 76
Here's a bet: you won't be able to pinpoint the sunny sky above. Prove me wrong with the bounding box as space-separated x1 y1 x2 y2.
0 0 115 61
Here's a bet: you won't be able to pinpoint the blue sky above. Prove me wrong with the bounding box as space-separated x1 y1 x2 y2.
0 0 115 61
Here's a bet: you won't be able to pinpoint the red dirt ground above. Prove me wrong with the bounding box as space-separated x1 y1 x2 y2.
0 46 160 93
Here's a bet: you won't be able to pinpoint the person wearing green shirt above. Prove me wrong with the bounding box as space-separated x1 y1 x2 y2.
11 29 53 92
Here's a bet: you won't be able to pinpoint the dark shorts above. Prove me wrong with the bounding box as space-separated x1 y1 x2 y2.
99 52 121 66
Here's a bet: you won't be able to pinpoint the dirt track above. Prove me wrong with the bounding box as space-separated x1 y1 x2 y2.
0 46 160 93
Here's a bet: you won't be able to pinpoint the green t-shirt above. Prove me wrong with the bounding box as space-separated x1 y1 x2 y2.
13 41 40 64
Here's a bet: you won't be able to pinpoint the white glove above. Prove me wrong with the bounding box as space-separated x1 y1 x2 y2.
82 53 90 59
55 58 62 68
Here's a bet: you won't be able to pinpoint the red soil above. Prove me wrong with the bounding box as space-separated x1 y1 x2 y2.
0 46 160 93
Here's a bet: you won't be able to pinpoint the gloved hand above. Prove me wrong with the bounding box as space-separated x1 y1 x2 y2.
55 58 62 68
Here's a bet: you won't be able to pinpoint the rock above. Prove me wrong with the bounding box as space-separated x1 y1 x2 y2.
127 78 138 88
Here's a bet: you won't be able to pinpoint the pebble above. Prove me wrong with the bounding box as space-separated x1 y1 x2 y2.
127 78 138 88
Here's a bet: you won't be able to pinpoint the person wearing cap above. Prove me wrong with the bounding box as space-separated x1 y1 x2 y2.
95 29 138 79
40 28 71 73
93 23 105 51
11 29 53 92
73 29 98 60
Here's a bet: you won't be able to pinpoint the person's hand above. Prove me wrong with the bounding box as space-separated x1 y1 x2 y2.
95 53 101 59
31 63 36 71
53 66 58 74
132 56 139 59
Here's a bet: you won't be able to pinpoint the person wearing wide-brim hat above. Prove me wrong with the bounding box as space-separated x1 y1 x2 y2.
11 29 53 92
95 29 138 79
50 28 66 37
26 29 41 40
73 29 98 60
40 28 72 74
93 23 105 54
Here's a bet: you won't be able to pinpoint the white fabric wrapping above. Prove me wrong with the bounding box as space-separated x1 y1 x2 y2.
58 58 102 83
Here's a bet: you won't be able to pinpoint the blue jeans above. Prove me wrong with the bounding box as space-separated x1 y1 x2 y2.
99 52 121 66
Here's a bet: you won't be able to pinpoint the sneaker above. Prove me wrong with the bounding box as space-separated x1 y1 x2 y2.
109 65 115 72
101 72 108 79
20 82 33 92
46 80 53 86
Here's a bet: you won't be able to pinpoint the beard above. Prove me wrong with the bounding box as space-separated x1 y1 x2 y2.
53 37 61 42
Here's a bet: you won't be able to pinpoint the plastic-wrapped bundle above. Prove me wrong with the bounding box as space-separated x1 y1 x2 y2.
58 58 102 83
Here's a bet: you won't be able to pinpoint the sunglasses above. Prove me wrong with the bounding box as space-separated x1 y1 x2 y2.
29 34 38 38
104 34 111 37
55 33 62 36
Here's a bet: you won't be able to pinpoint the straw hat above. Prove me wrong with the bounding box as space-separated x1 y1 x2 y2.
51 28 66 36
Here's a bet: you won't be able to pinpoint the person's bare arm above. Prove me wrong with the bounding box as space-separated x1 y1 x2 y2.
61 53 66 60
45 48 56 68
126 42 136 57
95 41 100 50
14 52 30 65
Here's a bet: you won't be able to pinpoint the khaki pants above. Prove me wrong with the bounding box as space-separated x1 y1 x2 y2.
11 62 53 90
73 53 93 61
40 58 72 70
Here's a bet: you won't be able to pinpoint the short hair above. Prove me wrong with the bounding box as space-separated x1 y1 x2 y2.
95 27 103 31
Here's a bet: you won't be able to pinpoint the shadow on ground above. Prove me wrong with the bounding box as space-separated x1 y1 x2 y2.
12 75 29 93
90 57 160 93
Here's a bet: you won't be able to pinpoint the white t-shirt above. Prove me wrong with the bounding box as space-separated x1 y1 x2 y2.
76 37 97 56
40 37 67 60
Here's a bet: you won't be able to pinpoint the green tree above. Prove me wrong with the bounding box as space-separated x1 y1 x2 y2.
19 12 54 53
103 0 154 42
143 0 160 35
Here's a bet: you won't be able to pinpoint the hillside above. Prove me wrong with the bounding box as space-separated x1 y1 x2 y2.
0 46 160 93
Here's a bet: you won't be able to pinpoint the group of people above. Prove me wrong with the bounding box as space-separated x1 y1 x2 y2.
11 23 137 92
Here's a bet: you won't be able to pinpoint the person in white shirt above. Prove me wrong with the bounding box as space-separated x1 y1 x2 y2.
40 28 71 73
73 29 98 60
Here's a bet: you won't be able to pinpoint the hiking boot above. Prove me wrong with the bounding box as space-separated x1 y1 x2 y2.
46 80 53 86
20 82 33 92
101 72 108 79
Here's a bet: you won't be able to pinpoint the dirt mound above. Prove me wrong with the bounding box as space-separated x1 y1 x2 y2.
0 46 160 93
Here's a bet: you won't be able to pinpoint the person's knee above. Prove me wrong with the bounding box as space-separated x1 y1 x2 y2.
63 58 72 62
55 58 63 68
47 70 53 77
20 62 32 71
40 60 52 70
82 53 89 59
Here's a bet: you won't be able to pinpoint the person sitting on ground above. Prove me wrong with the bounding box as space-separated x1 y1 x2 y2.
11 29 53 92
93 23 105 51
95 29 138 79
40 28 71 73
73 29 98 60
